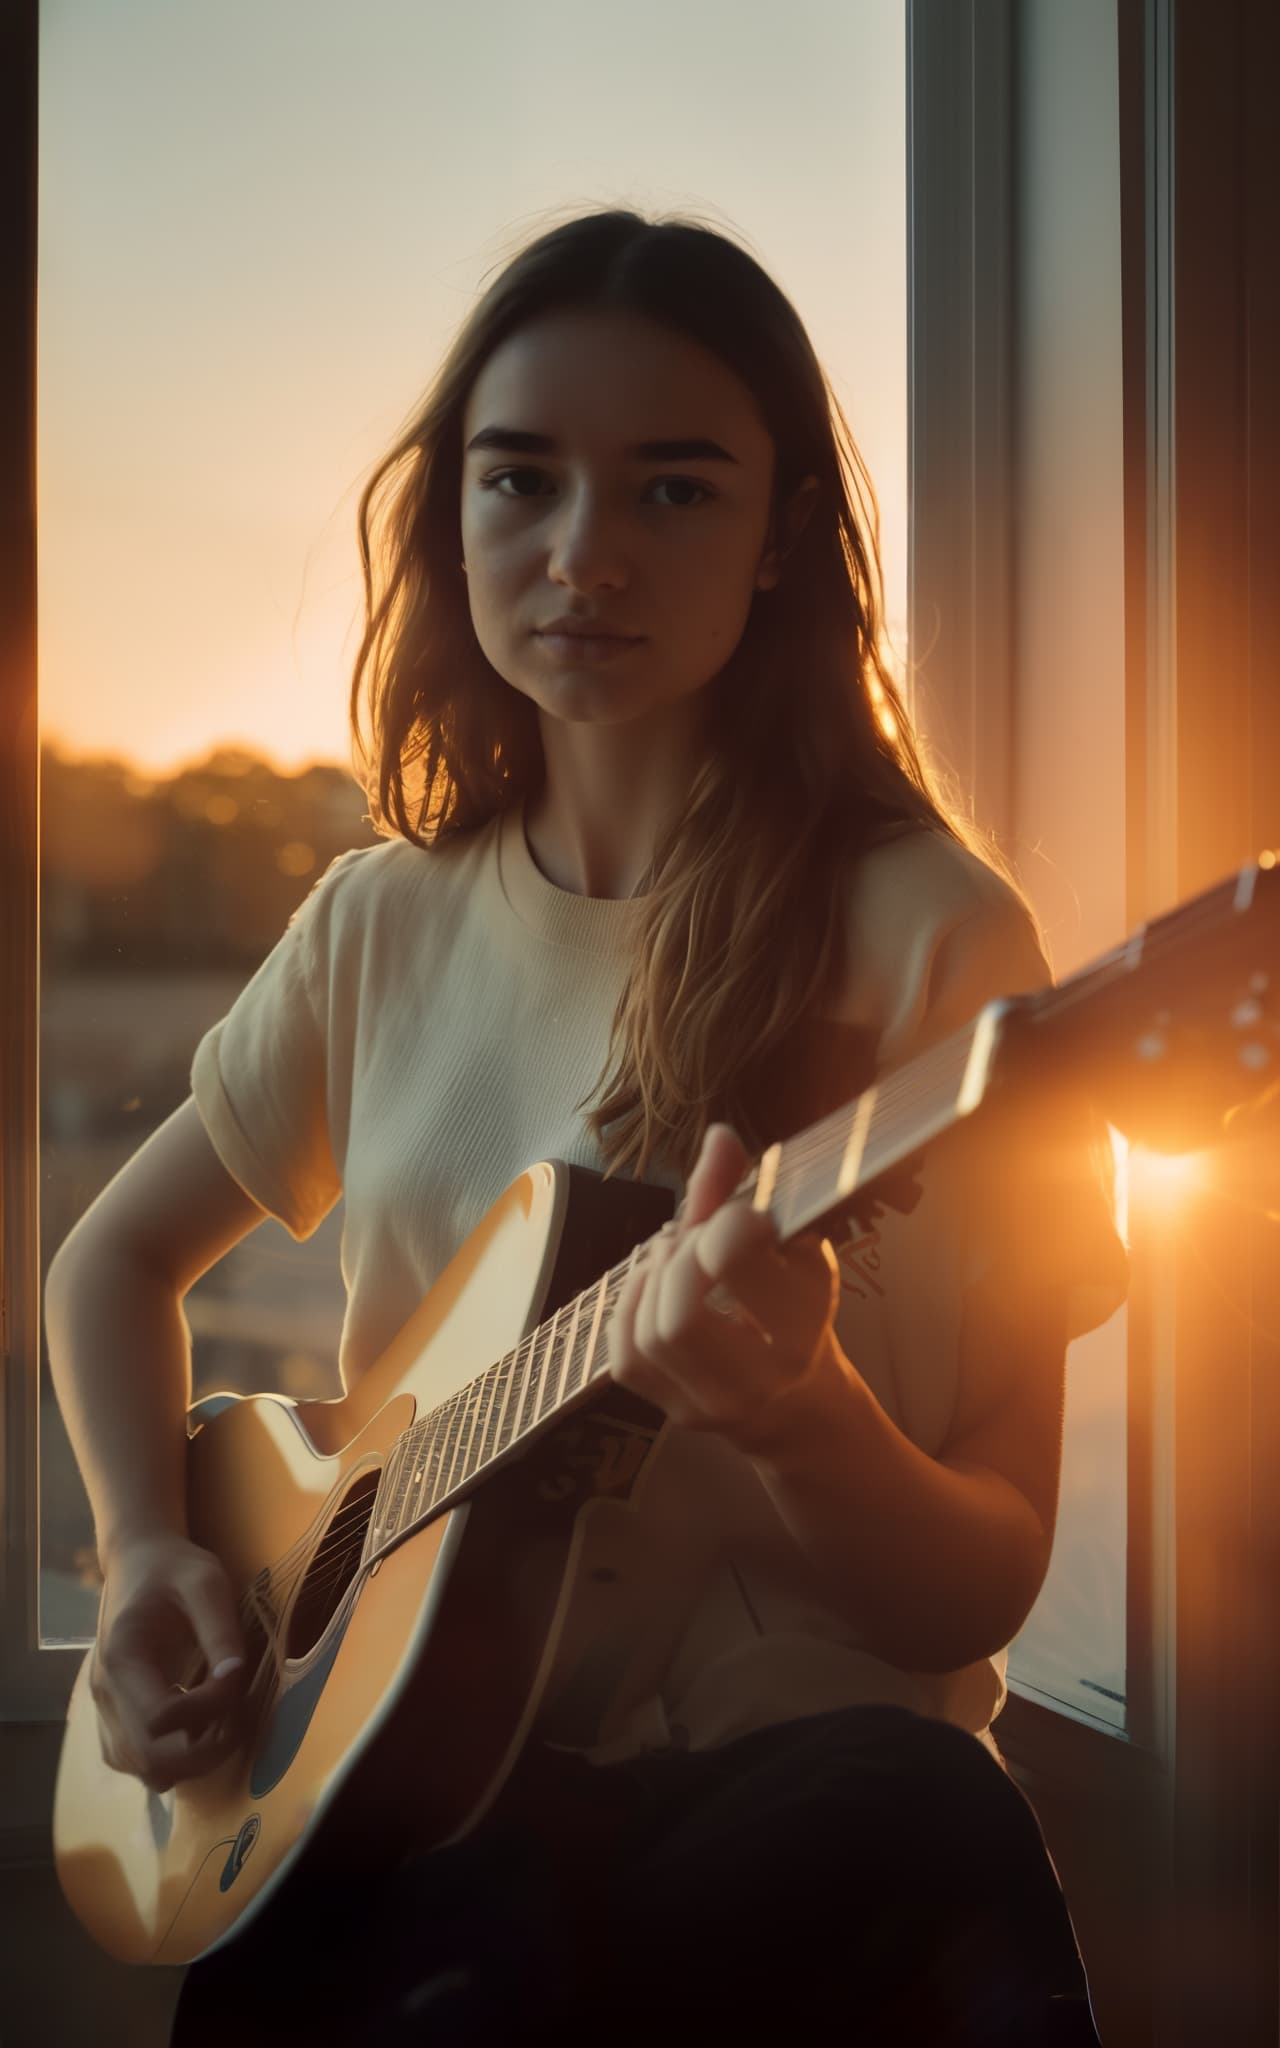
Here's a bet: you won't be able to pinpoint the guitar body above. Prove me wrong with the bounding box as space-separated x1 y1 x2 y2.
54 1161 675 1966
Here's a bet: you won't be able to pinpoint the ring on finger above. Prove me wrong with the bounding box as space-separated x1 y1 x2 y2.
705 1282 747 1323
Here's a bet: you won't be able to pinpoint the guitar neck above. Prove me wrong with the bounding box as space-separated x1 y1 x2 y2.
367 849 1280 1553
368 999 1010 1555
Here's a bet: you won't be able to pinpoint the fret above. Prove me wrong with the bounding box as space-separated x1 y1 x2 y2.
537 1302 577 1423
401 1425 432 1530
513 1321 553 1444
469 1363 502 1475
442 1379 483 1496
428 1392 468 1507
567 1289 590 1388
465 1366 499 1480
483 1347 517 1464
586 1247 643 1384
419 1403 456 1513
834 1084 877 1205
528 1317 563 1435
956 1002 1004 1117
388 1433 418 1535
563 1272 608 1401
451 1374 485 1486
750 1141 782 1216
531 1306 562 1426
774 1029 978 1243
861 1062 967 1177
496 1333 535 1458
419 1410 449 1512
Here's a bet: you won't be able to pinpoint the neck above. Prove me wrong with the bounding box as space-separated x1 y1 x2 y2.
529 700 707 898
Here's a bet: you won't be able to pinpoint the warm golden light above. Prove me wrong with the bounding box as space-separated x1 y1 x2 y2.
276 840 318 878
1128 1143 1209 1215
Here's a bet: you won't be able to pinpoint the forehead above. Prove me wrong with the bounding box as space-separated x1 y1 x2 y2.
462 309 771 459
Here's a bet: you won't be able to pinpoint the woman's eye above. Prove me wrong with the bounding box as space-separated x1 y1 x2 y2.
478 468 713 509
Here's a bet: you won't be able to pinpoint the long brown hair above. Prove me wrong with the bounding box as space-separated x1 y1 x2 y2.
347 205 1043 1184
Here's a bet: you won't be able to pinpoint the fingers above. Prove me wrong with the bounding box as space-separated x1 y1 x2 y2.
175 1551 247 1689
109 1719 245 1794
91 1544 252 1792
145 1661 248 1741
641 1211 777 1353
608 1119 842 1439
94 1641 246 1791
682 1123 754 1230
141 1557 249 1740
697 1219 841 1347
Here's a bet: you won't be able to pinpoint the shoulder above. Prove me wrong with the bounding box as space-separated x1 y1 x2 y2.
833 826 1051 1067
285 822 496 945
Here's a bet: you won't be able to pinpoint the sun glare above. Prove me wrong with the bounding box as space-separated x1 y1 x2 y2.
1127 1143 1208 1217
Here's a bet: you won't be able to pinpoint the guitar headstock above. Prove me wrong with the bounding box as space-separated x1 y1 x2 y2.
1009 856 1280 1153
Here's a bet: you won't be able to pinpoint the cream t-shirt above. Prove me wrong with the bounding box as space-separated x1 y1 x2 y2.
190 800 1128 1766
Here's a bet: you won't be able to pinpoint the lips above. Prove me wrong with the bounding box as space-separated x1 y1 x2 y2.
538 619 641 640
537 630 644 662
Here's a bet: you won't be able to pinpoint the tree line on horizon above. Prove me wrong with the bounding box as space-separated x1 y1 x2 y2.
40 742 379 973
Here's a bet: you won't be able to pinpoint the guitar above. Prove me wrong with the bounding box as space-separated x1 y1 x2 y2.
54 854 1280 1965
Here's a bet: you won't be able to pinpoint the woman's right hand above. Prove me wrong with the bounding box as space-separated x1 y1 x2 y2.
90 1533 250 1792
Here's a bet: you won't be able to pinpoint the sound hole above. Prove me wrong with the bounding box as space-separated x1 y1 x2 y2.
285 1468 381 1660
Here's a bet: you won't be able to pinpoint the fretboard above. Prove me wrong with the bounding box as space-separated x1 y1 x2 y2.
365 995 1014 1562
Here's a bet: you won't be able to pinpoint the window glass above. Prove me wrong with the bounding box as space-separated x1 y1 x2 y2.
1001 0 1129 1731
37 0 908 1641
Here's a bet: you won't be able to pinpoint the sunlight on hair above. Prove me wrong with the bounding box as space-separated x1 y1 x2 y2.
868 659 900 744
1107 1124 1130 1242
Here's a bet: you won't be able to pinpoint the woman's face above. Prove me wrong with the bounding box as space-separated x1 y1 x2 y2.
458 308 809 733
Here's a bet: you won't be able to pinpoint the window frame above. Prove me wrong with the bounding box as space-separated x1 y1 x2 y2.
908 2 1280 2040
0 0 66 1724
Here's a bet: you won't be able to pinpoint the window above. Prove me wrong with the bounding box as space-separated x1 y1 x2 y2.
11 0 909 1705
12 2 1276 2036
906 4 1280 2039
907 0 1131 1734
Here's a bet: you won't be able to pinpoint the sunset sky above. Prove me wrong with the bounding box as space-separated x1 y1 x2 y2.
36 0 907 779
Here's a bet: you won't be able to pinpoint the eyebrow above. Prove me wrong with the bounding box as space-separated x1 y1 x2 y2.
465 426 741 465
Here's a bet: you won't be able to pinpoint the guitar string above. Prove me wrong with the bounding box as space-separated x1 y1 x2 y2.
221 1027 1017 1639
262 1278 628 1603
222 879 1274 1650
225 1268 637 1637
231 1494 377 1627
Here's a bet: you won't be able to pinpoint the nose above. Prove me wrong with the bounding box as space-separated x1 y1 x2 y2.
543 494 638 587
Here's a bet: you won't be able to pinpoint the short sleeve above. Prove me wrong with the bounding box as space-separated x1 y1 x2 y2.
189 855 352 1241
909 899 1130 1345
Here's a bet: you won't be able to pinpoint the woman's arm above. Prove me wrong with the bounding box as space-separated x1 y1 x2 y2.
737 1306 1063 1675
44 1237 197 1560
43 1098 273 1784
610 1121 1067 1676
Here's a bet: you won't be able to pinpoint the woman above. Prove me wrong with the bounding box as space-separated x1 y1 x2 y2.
46 208 1128 2045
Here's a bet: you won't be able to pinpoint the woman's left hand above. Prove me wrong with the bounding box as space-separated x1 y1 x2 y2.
606 1123 849 1456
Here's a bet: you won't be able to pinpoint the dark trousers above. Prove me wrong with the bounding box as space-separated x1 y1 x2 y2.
170 1704 1101 2046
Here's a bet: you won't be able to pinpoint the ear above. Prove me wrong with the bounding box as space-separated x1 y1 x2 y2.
757 474 821 589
